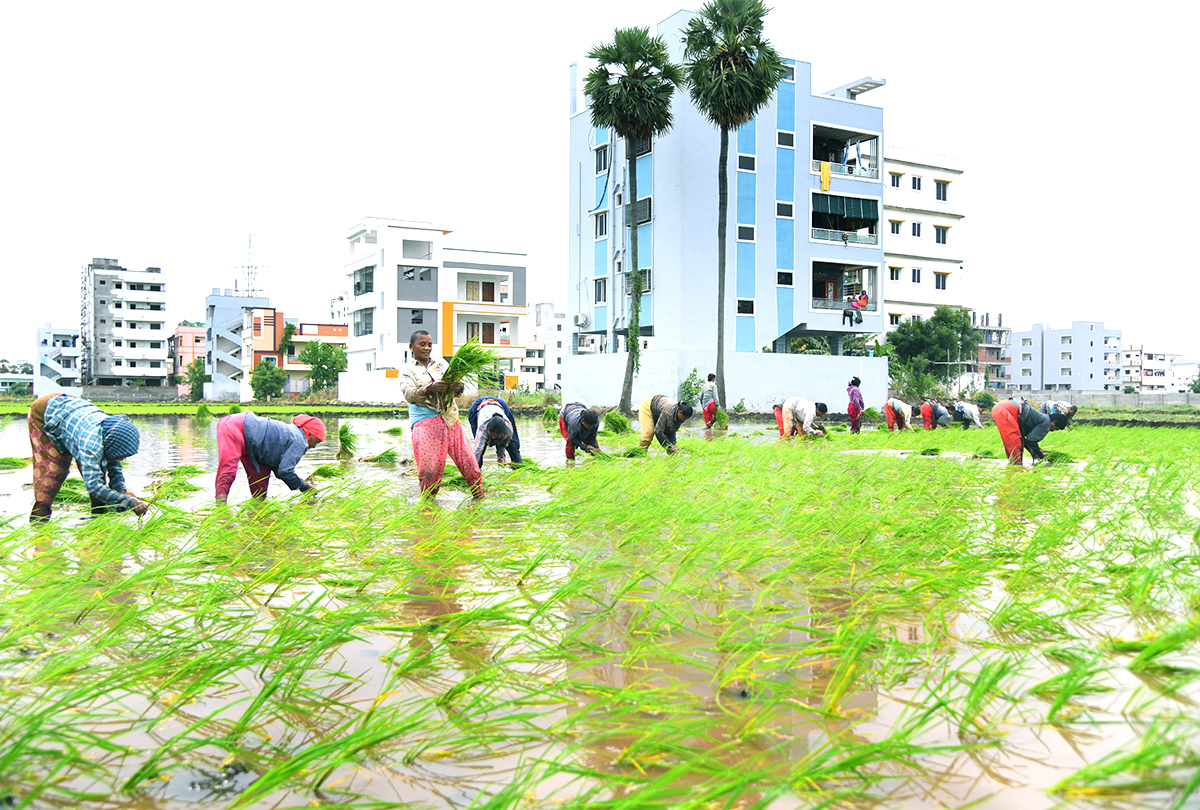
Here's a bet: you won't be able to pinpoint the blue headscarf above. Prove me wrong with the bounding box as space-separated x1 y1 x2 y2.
101 415 140 459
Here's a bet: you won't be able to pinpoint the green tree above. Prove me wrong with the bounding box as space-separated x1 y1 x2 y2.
250 360 286 401
586 27 684 416
9 382 31 397
297 340 348 393
184 357 209 402
1191 378 1200 394
884 306 981 380
684 0 786 411
19 362 32 374
278 322 297 359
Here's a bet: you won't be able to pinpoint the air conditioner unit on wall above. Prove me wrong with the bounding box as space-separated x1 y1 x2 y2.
573 313 590 327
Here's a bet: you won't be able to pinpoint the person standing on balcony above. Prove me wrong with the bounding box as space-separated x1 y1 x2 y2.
883 397 915 432
847 377 865 434
851 291 868 324
559 399 602 460
700 373 721 428
991 398 1069 465
215 412 324 503
1039 399 1078 426
27 393 150 522
400 330 484 499
953 401 985 429
467 395 523 467
638 394 693 455
774 397 827 438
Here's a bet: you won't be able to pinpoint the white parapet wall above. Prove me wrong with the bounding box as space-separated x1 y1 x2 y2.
562 351 890 412
338 370 406 405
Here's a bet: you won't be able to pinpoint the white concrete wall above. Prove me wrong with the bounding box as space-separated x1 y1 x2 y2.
562 350 890 412
338 370 405 405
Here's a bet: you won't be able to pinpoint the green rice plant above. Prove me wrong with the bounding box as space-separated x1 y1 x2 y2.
337 422 357 459
380 425 405 436
0 456 30 469
541 404 559 423
311 464 351 479
440 338 499 409
227 403 241 414
195 403 212 419
1049 719 1200 798
713 408 728 430
604 411 631 434
52 477 90 504
860 405 882 422
364 448 399 463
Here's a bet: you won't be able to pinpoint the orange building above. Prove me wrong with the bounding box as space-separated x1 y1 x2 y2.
172 323 206 396
240 308 348 398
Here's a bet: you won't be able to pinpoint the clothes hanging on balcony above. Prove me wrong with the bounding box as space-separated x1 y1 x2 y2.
820 161 831 191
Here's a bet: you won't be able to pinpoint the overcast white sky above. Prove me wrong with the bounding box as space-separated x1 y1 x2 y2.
1 1 1193 363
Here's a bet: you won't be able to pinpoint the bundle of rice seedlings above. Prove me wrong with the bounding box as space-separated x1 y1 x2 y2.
713 409 729 430
363 448 399 463
622 446 647 458
860 406 882 422
0 457 30 469
53 478 90 504
381 426 405 436
311 464 351 479
337 423 358 460
227 404 242 414
604 411 631 434
195 404 212 419
541 405 559 423
1042 450 1074 465
440 339 500 410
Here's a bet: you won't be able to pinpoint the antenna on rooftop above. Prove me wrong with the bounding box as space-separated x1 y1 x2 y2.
234 234 267 297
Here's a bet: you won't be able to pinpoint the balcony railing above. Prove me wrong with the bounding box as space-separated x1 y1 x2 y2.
811 160 879 180
812 228 879 245
812 299 878 312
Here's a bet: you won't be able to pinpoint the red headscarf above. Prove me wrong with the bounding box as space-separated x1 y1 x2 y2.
292 414 326 442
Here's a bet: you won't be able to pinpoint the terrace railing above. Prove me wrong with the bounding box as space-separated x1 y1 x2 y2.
812 299 878 311
812 228 879 245
812 160 879 180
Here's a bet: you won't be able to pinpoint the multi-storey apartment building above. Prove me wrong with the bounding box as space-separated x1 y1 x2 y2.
172 323 206 396
35 324 81 396
881 148 965 329
1120 346 1181 393
204 289 270 400
963 312 1011 390
1006 322 1121 391
337 217 530 402
564 10 889 409
529 302 568 390
81 259 169 388
239 308 348 400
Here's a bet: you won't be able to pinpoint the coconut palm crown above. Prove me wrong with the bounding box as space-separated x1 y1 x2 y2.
585 27 684 416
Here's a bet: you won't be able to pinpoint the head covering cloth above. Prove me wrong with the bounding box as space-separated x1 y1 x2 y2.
101 415 140 459
292 414 326 442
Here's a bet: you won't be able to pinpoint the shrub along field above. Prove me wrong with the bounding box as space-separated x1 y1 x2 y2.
1 423 1198 809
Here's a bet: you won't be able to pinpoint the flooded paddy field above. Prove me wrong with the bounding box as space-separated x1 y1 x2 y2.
1 415 1198 809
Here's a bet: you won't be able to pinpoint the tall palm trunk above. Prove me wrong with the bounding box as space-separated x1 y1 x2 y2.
618 135 641 416
715 124 729 409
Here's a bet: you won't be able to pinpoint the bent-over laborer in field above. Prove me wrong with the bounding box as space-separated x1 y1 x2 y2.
953 401 985 429
559 399 602 460
638 394 693 455
400 330 484 498
883 397 915 432
27 393 150 522
847 376 865 434
215 412 324 503
467 395 523 467
774 397 827 438
1040 399 1078 426
920 400 951 429
700 373 721 429
991 398 1069 466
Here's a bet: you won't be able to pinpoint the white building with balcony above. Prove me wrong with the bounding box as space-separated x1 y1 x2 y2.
35 324 82 396
204 289 271 400
881 148 965 330
1006 322 1122 391
1120 346 1181 392
81 259 170 388
337 217 530 402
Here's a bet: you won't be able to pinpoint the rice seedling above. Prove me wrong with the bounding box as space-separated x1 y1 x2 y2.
195 404 212 419
336 422 357 459
541 405 559 423
860 406 882 422
362 448 399 463
0 457 29 469
604 411 631 434
713 408 728 430
439 338 499 410
227 403 241 414
380 425 405 436
310 464 351 479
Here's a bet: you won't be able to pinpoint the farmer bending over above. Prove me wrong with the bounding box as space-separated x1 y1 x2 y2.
953 401 985 429
774 397 827 438
1040 399 1078 426
991 398 1069 466
215 412 325 503
559 399 602 460
467 395 523 467
883 397 915 432
638 394 693 455
400 330 483 498
27 393 150 522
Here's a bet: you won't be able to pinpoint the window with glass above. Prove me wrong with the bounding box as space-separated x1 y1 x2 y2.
935 180 948 201
935 226 948 244
934 272 947 290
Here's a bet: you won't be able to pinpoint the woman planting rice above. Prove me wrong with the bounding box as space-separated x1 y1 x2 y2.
991 397 1069 465
638 395 693 455
467 395 523 467
558 400 603 460
773 397 827 438
400 331 485 498
882 397 915 432
27 393 150 522
215 412 325 502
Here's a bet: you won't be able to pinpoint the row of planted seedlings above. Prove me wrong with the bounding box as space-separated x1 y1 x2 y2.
1 425 1198 808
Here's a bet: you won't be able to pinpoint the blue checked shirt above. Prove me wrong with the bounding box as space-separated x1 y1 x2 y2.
42 396 139 510
241 412 311 491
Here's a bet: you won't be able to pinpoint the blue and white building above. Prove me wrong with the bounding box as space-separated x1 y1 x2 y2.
565 10 889 409
1006 321 1122 392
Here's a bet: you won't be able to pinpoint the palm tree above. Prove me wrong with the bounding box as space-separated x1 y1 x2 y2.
684 0 786 410
585 27 684 416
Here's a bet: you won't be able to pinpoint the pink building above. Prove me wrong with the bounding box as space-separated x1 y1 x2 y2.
173 323 206 396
